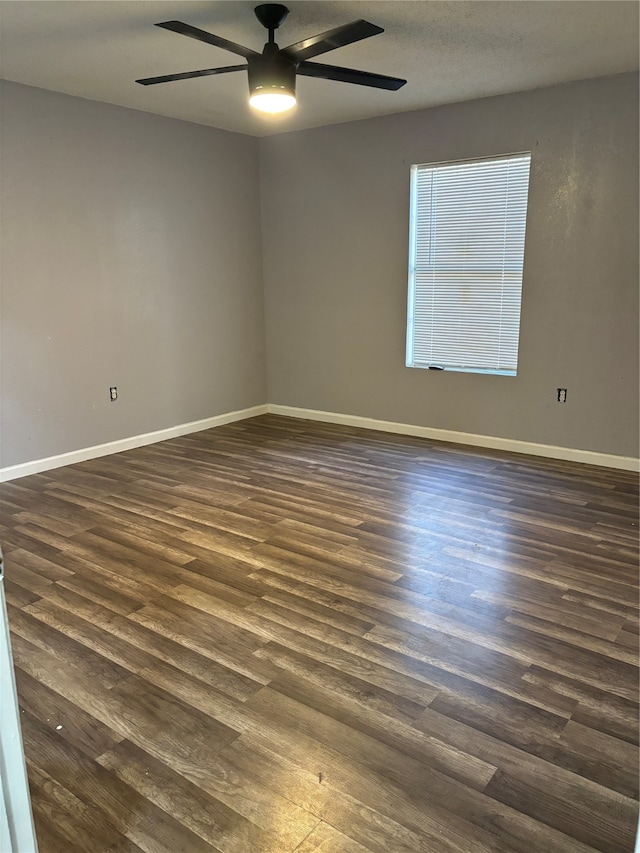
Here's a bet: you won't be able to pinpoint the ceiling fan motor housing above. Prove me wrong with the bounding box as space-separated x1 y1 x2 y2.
248 46 296 99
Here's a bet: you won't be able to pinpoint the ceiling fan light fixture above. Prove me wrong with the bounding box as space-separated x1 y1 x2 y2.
248 52 296 113
249 85 296 113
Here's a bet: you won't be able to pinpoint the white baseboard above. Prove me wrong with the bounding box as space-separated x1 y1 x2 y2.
267 404 640 472
2 402 637 481
0 404 268 482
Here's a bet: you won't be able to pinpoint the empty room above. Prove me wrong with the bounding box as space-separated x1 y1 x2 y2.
0 2 638 852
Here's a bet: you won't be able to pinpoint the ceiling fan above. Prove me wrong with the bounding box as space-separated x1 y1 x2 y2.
136 3 407 114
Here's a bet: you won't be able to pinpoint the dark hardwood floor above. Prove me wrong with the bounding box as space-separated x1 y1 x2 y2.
1 414 638 853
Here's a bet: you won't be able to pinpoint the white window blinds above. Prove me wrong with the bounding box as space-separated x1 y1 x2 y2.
406 153 531 375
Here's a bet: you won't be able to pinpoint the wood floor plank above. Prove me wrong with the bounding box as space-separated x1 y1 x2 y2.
31 586 262 701
5 547 76 582
52 573 147 615
556 720 639 798
413 703 637 852
469 588 626 641
244 596 571 714
224 728 597 853
484 767 635 853
293 822 371 853
19 710 148 839
15 667 124 760
522 665 640 745
246 683 497 792
253 642 428 724
418 687 638 798
5 560 57 595
3 414 637 853
218 733 498 853
9 605 131 689
427 680 568 747
13 633 240 770
123 807 220 853
3 577 41 608
255 628 442 707
27 761 131 852
98 739 319 853
129 599 278 684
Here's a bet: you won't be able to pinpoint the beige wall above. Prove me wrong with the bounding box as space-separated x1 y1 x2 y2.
260 73 639 458
1 82 266 468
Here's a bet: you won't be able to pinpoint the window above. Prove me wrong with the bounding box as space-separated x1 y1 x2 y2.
406 152 531 376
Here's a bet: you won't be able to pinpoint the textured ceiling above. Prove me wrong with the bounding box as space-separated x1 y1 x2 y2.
1 1 638 136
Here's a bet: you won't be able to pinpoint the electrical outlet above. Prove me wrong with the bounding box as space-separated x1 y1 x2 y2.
109 386 118 401
557 388 567 403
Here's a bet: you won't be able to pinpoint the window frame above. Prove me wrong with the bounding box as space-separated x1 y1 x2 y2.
406 151 532 377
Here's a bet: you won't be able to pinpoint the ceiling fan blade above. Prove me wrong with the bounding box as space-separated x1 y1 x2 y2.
155 21 259 59
136 65 246 86
282 20 383 62
298 61 406 91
